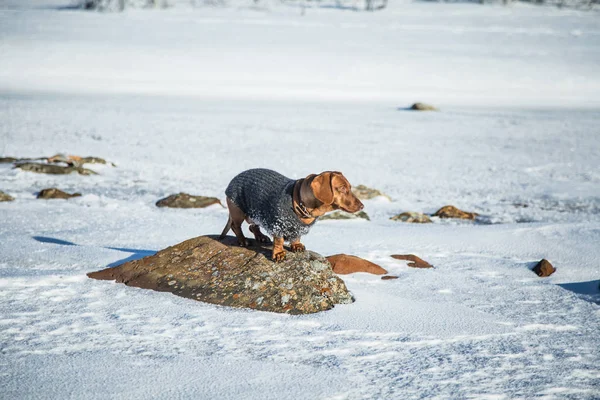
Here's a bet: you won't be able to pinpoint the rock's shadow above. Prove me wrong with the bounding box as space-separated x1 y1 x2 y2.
32 236 156 268
558 280 600 305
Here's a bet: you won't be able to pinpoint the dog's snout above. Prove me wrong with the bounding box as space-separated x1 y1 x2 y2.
358 201 364 210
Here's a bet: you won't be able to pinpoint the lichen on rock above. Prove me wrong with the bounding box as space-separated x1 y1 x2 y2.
320 210 370 221
390 212 432 223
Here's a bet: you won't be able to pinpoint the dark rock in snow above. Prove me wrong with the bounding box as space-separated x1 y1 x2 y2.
320 210 370 221
15 163 98 175
391 254 433 269
381 275 399 280
326 254 387 275
0 157 18 163
432 205 478 220
37 188 82 199
156 193 223 208
390 212 432 223
351 185 391 201
532 259 556 277
410 102 438 111
88 235 353 314
0 190 15 202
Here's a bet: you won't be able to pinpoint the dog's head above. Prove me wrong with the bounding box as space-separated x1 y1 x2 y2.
302 171 364 216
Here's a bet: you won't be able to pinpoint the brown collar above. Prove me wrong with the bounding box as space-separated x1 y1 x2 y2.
292 179 315 224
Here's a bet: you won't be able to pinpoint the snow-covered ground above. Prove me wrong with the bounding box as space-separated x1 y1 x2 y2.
1 1 599 399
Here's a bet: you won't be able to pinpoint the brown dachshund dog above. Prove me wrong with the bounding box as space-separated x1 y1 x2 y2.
220 168 363 261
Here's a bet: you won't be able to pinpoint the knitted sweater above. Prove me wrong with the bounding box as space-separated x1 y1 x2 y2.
225 168 316 240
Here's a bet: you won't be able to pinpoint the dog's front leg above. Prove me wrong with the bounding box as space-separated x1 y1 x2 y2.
272 236 286 262
290 238 305 253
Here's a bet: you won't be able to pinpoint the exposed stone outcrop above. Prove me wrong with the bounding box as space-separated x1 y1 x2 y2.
390 212 432 223
326 254 387 275
320 210 370 221
391 254 433 269
351 185 391 201
0 191 15 202
37 188 82 199
88 235 353 314
15 163 98 175
156 193 223 208
410 102 438 111
532 259 555 277
432 205 478 220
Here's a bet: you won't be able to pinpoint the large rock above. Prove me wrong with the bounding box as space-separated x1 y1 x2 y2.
15 163 98 175
326 254 387 275
391 254 433 269
532 259 556 277
37 188 82 199
156 193 223 208
0 190 15 202
87 235 353 314
320 210 370 221
432 205 478 220
390 212 432 223
351 185 391 201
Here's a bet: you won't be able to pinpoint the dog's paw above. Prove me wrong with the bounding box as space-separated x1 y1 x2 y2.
290 243 305 253
272 250 286 262
256 234 271 243
237 238 249 247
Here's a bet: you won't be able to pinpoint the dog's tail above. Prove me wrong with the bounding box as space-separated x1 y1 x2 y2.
219 216 232 240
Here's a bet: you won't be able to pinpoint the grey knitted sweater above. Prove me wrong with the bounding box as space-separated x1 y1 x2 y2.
225 168 316 240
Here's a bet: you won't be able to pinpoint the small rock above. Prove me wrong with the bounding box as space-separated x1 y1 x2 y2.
0 190 15 202
15 163 98 175
410 102 438 111
381 275 399 280
48 154 116 167
0 157 18 163
156 193 223 208
351 185 391 201
320 210 370 221
326 254 387 275
37 188 82 199
390 212 432 223
432 205 478 220
391 254 433 269
532 259 556 277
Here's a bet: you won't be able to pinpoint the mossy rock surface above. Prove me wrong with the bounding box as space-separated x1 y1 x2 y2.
156 193 223 208
88 235 354 314
15 163 97 175
37 188 82 199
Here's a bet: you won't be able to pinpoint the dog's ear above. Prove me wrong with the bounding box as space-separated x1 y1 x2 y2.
310 172 334 205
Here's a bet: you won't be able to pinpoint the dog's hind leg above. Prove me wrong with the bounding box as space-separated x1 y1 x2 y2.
225 198 249 247
249 224 270 243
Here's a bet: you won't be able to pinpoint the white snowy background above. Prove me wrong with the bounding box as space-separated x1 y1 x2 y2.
1 0 599 398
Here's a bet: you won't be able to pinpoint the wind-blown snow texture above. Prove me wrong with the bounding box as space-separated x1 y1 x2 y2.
1 1 600 399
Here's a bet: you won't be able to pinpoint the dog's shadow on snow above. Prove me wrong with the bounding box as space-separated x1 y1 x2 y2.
32 236 156 268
